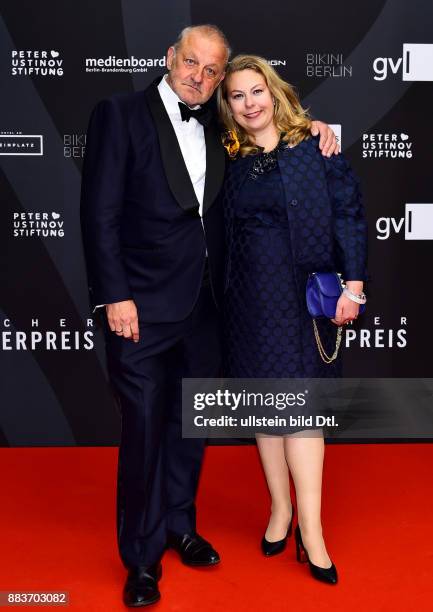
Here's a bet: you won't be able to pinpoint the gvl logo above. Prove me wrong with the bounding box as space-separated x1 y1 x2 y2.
376 204 433 240
373 43 433 81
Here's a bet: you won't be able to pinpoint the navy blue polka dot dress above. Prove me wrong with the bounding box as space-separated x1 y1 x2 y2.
222 136 367 379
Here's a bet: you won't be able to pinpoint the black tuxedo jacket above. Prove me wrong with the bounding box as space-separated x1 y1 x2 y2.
80 77 226 322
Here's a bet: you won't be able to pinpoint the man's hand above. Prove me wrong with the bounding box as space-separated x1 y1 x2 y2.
311 121 340 157
106 300 139 342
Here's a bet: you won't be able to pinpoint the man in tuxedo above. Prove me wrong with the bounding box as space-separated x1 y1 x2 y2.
80 24 338 607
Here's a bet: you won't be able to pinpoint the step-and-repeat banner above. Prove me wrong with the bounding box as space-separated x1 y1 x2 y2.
1 0 432 445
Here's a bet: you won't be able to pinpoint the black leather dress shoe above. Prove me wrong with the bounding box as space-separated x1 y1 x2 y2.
123 563 162 607
167 532 220 566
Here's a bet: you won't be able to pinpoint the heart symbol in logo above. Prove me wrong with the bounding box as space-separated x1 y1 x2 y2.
51 50 60 58
400 133 409 141
52 212 60 219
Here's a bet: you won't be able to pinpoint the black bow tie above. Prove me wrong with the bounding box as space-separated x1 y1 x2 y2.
178 102 212 127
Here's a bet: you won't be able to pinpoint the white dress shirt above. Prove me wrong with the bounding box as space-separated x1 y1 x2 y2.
157 74 206 216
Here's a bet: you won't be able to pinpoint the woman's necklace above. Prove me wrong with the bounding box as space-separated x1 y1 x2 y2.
248 140 285 179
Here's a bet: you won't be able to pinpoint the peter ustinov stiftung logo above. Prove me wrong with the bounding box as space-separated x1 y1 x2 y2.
362 133 413 159
11 50 63 76
85 55 166 73
13 211 65 238
376 204 433 240
373 43 433 81
0 133 43 155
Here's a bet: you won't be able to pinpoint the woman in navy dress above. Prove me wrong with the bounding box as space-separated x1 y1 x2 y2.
217 55 368 584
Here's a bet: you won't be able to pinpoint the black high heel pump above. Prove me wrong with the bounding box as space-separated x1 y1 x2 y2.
294 524 338 584
261 506 295 556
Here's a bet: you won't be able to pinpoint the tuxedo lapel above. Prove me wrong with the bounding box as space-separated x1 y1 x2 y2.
202 119 226 215
145 79 200 213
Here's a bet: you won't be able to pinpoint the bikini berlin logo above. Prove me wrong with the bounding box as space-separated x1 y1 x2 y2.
306 52 352 77
11 50 64 76
13 211 65 238
362 133 413 159
64 133 86 158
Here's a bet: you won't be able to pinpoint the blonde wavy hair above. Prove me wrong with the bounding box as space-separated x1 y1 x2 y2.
217 54 312 157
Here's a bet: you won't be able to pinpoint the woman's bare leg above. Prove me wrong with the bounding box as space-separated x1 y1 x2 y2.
256 435 293 541
284 433 332 567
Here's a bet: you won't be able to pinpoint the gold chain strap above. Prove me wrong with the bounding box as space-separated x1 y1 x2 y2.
312 319 342 364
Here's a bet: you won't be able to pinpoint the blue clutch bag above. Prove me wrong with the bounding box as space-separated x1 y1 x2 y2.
306 272 366 319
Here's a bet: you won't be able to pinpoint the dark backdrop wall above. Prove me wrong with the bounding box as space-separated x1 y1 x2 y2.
1 0 432 445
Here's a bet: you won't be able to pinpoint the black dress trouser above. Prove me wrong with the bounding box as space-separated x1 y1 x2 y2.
103 282 221 569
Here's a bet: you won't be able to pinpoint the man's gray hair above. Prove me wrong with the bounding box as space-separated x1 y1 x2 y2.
173 24 231 62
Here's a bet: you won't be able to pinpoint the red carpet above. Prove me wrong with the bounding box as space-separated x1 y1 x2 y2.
1 444 432 610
